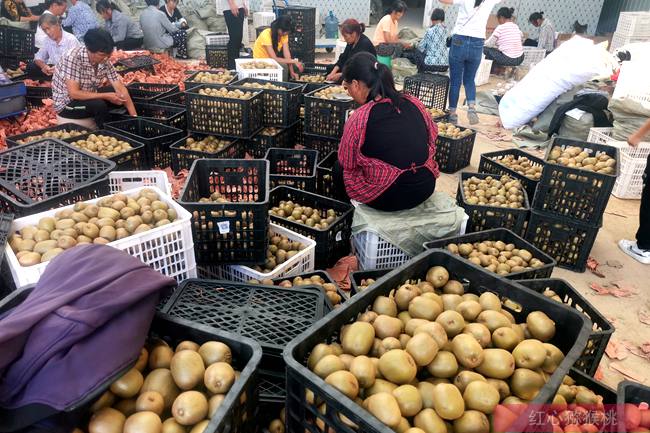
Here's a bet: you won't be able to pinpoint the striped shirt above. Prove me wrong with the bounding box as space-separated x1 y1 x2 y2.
486 22 523 58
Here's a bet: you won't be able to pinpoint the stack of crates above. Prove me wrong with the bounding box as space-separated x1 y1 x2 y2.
0 26 35 70
278 6 316 64
610 12 650 53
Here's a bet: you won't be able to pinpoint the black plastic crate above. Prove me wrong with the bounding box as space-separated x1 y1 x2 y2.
288 29 316 55
304 86 355 139
269 186 353 269
479 148 546 202
284 250 592 433
569 367 617 402
403 73 450 110
525 210 600 272
457 172 531 236
1 25 35 57
618 381 650 432
295 116 304 147
277 6 316 33
25 85 51 107
533 138 619 226
6 123 91 147
349 268 391 294
114 55 159 74
184 70 238 91
230 78 302 127
125 82 179 102
186 84 263 139
178 159 270 265
170 133 241 172
304 133 338 156
0 138 115 216
156 91 185 108
435 125 477 173
424 228 556 280
112 101 186 131
265 147 318 191
246 124 297 158
315 151 346 202
105 118 184 169
291 63 329 97
271 270 349 313
65 129 146 171
206 44 229 68
0 212 13 267
518 278 614 376
162 279 325 356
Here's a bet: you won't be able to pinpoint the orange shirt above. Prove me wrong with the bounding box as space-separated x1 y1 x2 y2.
373 14 397 45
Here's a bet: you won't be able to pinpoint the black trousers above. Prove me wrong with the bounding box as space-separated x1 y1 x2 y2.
58 89 121 128
523 38 538 47
483 47 524 66
224 8 244 70
637 154 650 249
25 61 52 81
116 38 143 50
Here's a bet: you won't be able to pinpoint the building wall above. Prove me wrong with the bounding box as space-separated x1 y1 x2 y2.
597 0 650 34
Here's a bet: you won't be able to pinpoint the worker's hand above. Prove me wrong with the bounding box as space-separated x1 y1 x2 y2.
105 92 126 105
230 5 239 16
41 65 54 75
30 15 40 22
326 71 341 82
628 133 642 147
290 69 299 80
243 5 248 16
294 60 304 72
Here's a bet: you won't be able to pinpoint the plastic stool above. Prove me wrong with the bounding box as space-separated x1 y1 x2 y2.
56 115 96 129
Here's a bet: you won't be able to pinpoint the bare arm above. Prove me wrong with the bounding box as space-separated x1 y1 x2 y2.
263 43 298 66
281 42 301 78
629 118 650 146
111 79 137 116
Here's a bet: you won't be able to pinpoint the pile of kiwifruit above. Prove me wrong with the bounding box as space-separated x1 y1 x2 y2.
462 175 526 209
437 122 473 139
304 265 564 433
269 200 338 230
239 81 284 91
295 74 326 83
258 127 282 136
490 154 543 180
70 134 133 158
446 241 546 276
191 71 235 84
181 136 231 154
198 191 231 205
249 274 343 306
249 231 307 274
80 339 240 433
15 128 88 144
547 145 616 174
313 86 347 100
427 108 446 119
357 277 378 292
240 61 276 70
198 87 253 99
9 189 176 267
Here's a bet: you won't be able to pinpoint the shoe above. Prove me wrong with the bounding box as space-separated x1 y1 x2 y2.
448 113 458 124
467 109 479 125
618 239 650 264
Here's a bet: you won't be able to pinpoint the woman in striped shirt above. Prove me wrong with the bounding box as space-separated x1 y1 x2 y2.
483 7 524 66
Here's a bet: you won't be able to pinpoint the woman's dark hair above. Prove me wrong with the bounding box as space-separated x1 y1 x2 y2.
44 0 66 8
145 0 159 7
340 18 365 35
84 28 115 54
96 0 120 13
387 1 406 14
497 7 514 19
342 52 401 107
529 12 544 23
270 16 293 55
430 8 444 22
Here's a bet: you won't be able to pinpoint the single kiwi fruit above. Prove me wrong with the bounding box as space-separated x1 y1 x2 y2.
204 362 236 394
123 411 162 433
135 391 165 416
171 391 208 426
88 407 126 433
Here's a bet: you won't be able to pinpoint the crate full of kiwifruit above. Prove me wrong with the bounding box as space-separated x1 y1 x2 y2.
304 85 356 139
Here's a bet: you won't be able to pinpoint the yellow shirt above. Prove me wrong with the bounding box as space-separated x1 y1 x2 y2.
253 28 289 58
373 14 398 45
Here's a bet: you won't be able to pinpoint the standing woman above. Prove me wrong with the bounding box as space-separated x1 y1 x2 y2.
252 15 303 80
62 0 99 41
160 0 189 59
97 0 143 50
525 12 556 53
440 0 501 125
325 19 376 83
220 0 248 70
483 7 524 66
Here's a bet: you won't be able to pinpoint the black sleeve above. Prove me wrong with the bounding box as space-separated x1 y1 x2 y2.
335 43 352 69
360 35 377 57
174 8 183 20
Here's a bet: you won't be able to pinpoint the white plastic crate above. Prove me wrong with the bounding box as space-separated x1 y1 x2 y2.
5 186 196 289
108 171 172 196
200 223 316 282
521 47 546 68
612 61 650 104
253 11 275 29
205 32 229 46
616 12 650 39
610 32 650 53
475 57 493 86
235 58 283 81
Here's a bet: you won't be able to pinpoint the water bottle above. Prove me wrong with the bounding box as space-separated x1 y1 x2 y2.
324 10 339 39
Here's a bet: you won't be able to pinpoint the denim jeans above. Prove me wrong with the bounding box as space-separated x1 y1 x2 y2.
448 34 484 110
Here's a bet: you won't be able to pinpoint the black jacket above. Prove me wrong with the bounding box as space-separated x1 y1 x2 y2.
335 33 377 70
548 93 612 138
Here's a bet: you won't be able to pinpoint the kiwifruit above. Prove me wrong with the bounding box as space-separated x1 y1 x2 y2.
134 348 149 372
19 251 41 266
395 285 421 311
510 368 545 400
313 354 345 378
541 343 564 374
268 419 284 433
123 411 162 433
364 392 402 428
426 266 449 288
426 351 458 378
114 399 137 417
341 322 375 356
89 407 126 433
110 368 144 399
405 318 430 336
339 353 354 369
373 315 403 339
399 333 411 349
175 341 200 352
487 378 511 400
451 333 484 368
405 332 439 367
453 371 487 394
432 383 465 420
90 390 116 413
435 311 466 337
149 345 174 370
417 281 435 293
204 362 236 394
198 341 232 366
372 296 398 317
136 392 165 415
478 292 501 311
409 296 442 321
476 310 511 332
492 327 522 351
512 339 547 369
171 391 209 425
170 350 205 390
42 248 64 262
141 369 180 410
394 418 410 433
325 370 359 399
413 408 447 433
307 343 334 370
526 311 556 342
453 410 490 433
379 350 417 384
463 381 500 414
349 355 376 388
475 349 515 379
456 301 482 321
161 418 186 433
392 384 423 417
208 394 225 418
442 280 464 295
360 311 379 323
416 381 436 409
365 378 398 397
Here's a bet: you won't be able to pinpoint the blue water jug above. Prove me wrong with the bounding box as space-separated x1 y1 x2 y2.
324 10 339 39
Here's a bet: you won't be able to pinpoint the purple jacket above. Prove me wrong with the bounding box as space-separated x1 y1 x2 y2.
0 244 176 419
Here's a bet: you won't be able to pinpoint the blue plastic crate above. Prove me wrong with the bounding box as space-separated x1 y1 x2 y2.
0 81 26 119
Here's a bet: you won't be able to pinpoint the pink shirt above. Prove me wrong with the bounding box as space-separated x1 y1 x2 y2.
486 21 523 58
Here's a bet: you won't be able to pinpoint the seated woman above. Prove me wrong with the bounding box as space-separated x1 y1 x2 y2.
372 1 411 57
1 0 38 23
325 19 376 83
337 52 440 212
525 11 556 53
410 8 448 73
61 0 99 41
97 0 143 50
484 7 524 67
140 0 186 58
160 0 188 59
252 16 303 80
26 13 80 80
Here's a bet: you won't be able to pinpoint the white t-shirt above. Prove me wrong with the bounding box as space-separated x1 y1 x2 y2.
452 0 501 39
217 0 247 13
35 10 53 49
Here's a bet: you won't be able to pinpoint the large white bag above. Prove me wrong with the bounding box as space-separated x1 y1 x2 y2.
498 36 612 129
